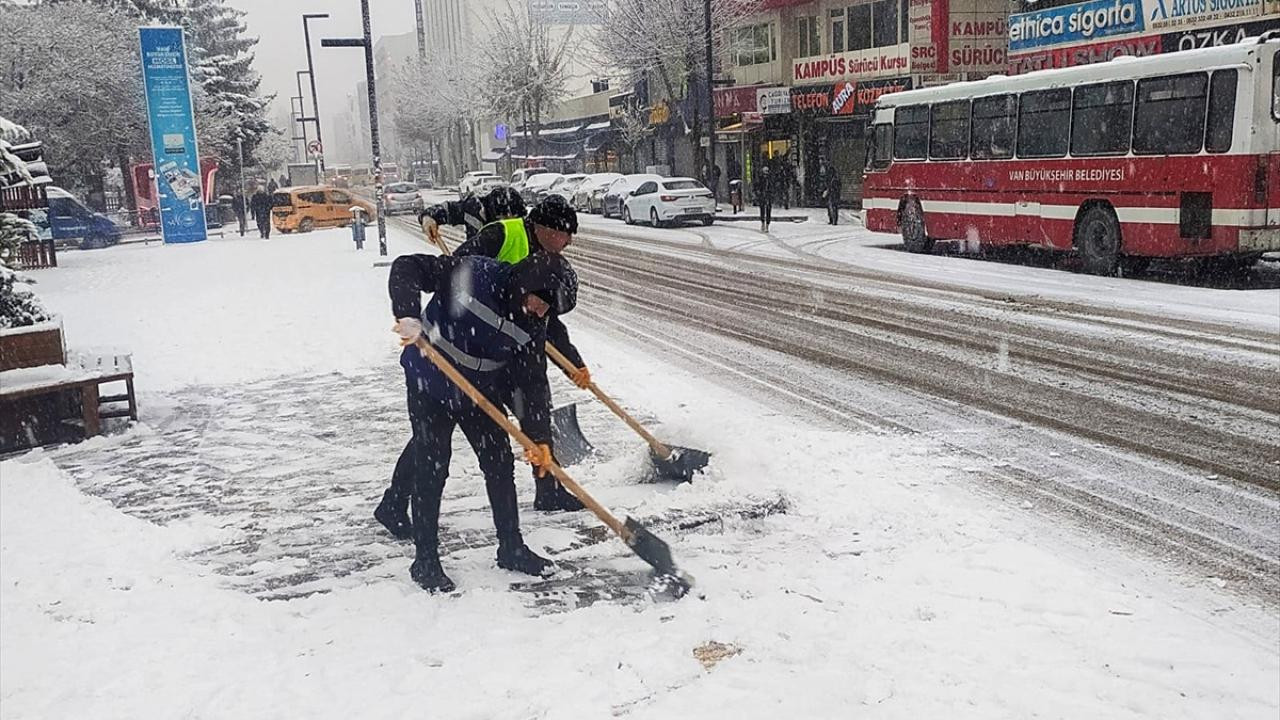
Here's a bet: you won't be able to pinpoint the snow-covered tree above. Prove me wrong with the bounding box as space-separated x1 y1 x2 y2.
391 54 483 181
476 1 575 158
180 0 273 165
0 115 53 330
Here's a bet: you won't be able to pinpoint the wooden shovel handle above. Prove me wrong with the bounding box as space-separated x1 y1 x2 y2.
411 337 628 539
544 343 673 459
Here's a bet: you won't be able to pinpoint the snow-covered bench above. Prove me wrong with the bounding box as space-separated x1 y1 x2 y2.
0 321 136 450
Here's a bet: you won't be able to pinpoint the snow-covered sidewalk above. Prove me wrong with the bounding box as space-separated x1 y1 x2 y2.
2 226 1276 719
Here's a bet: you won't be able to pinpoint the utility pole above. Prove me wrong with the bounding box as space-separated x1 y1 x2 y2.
704 0 716 199
302 13 330 173
322 0 386 256
237 135 247 235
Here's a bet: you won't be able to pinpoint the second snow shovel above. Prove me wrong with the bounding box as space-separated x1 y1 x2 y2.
411 336 693 596
545 344 710 483
425 226 593 465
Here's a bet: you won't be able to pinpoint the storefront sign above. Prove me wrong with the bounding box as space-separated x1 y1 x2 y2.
138 26 206 244
713 85 760 118
757 87 792 115
1008 0 1146 51
790 86 831 115
792 43 910 83
1008 34 1160 73
909 0 952 73
1147 0 1265 31
1160 18 1277 50
791 78 913 118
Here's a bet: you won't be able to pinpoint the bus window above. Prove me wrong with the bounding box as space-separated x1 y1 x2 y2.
929 100 970 160
1205 69 1237 153
971 95 1016 160
1070 81 1133 156
1017 88 1070 158
1133 73 1207 155
893 106 928 160
870 123 893 169
1273 50 1278 120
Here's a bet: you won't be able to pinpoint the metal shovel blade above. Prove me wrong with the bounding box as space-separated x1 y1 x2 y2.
649 446 711 483
624 516 693 596
551 403 593 466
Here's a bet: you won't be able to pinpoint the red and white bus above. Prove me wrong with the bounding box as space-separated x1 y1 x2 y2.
862 35 1280 274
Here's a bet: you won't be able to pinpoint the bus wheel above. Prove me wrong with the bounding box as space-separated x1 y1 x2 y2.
299 217 315 233
899 199 932 253
1075 205 1121 276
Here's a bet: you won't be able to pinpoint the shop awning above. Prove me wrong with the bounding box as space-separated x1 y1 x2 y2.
480 150 506 162
583 121 612 132
539 125 581 137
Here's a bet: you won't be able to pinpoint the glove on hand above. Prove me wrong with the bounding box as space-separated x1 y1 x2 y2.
569 366 592 389
393 317 424 346
524 443 554 478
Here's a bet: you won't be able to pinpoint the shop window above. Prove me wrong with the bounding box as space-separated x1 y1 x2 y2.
930 101 970 160
830 9 845 53
894 105 928 160
847 4 872 52
734 23 777 66
1069 81 1133 156
797 15 821 58
1133 73 1207 155
872 0 900 48
1205 69 1237 153
1017 88 1070 158
971 94 1016 160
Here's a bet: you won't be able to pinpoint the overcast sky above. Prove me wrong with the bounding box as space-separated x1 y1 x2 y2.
225 0 416 134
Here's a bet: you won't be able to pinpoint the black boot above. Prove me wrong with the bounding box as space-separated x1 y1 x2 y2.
496 542 554 577
533 477 585 512
410 555 455 593
374 488 412 541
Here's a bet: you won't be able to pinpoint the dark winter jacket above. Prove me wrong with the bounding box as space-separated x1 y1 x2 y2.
453 218 585 370
420 195 491 239
824 169 842 199
388 254 555 444
249 191 272 222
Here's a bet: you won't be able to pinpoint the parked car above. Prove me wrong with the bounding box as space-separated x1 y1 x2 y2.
572 172 622 213
414 177 434 190
509 167 551 194
39 186 122 249
458 171 498 197
473 176 508 195
384 182 424 215
272 185 374 233
622 177 716 227
538 173 587 202
601 174 662 219
519 172 563 203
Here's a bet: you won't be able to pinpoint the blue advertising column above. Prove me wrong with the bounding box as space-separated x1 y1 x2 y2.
138 26 207 243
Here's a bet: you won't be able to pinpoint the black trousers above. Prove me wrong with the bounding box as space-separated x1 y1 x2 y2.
256 216 271 238
759 199 772 226
828 198 839 225
396 376 523 561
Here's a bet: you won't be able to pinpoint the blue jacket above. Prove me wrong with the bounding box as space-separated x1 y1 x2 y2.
392 254 552 443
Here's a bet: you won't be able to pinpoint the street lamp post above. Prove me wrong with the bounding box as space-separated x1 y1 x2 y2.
704 0 716 199
302 13 330 173
237 135 247 236
322 0 386 256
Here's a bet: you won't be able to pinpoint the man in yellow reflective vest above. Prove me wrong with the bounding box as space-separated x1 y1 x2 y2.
377 195 588 542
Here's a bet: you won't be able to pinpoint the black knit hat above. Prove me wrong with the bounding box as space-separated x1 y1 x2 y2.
483 185 526 219
528 194 578 234
507 252 578 316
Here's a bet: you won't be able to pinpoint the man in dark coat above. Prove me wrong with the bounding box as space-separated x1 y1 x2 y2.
387 252 579 592
249 185 273 238
231 191 248 236
822 163 842 225
754 164 773 233
418 185 525 242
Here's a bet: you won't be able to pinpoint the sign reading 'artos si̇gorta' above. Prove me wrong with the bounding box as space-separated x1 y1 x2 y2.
1009 0 1147 51
138 26 207 244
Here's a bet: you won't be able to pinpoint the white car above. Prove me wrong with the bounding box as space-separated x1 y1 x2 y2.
519 172 563 203
539 173 588 202
509 167 551 195
602 174 663 219
473 177 508 195
458 171 498 196
572 172 622 213
384 182 424 215
622 177 716 227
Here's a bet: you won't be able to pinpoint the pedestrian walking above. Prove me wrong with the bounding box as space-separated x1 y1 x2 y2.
755 164 773 233
823 163 842 225
249 185 273 238
267 178 279 193
710 164 722 203
231 190 248 236
778 155 794 211
387 251 580 592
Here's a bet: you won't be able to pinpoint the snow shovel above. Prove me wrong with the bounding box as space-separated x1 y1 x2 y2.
544 344 710 483
411 336 693 595
425 229 593 465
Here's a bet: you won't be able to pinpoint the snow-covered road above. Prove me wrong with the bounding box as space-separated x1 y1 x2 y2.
2 216 1277 718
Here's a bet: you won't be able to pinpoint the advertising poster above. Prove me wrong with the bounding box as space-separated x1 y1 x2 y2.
138 26 207 244
1008 0 1147 52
